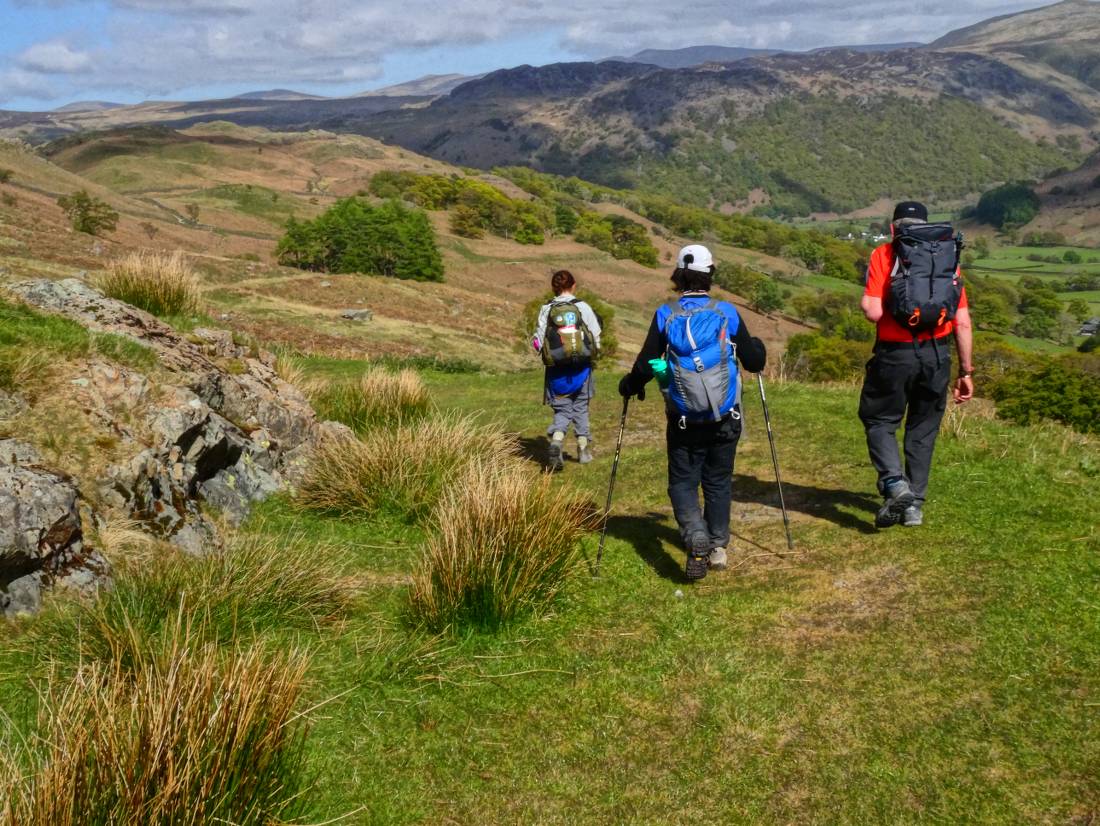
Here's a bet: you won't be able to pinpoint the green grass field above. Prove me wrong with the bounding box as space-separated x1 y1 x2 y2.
6 364 1096 823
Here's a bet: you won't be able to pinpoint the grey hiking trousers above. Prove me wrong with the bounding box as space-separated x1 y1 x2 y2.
858 340 952 506
547 391 591 440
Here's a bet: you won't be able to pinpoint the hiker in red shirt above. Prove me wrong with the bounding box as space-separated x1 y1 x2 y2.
858 201 974 528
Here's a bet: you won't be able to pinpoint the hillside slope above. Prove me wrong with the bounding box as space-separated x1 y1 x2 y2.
0 125 813 371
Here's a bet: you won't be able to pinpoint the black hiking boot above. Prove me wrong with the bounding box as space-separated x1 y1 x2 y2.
685 532 712 581
902 504 923 527
547 439 564 472
875 478 915 528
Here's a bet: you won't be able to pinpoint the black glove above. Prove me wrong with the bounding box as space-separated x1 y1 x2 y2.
618 374 646 401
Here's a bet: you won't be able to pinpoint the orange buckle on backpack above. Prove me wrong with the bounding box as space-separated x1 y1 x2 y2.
937 308 947 325
908 309 921 327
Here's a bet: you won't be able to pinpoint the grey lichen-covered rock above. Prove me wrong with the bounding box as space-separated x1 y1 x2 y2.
2 279 344 600
0 438 42 466
0 389 28 420
0 454 110 618
340 308 373 322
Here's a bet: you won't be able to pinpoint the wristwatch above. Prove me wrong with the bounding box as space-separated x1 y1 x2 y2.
960 369 974 378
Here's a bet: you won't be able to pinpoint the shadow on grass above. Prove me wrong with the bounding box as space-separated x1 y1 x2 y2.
517 435 579 472
732 472 880 535
602 512 688 583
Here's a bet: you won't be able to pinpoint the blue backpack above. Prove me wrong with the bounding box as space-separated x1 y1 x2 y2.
662 299 739 423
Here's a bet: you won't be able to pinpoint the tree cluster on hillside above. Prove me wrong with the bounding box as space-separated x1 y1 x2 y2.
369 171 549 245
368 170 660 267
276 198 443 281
966 274 1083 343
542 95 1069 218
498 166 867 283
973 182 1041 229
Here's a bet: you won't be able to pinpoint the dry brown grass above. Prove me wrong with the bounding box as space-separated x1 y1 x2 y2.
273 348 307 388
0 346 53 397
408 457 592 632
308 367 433 433
296 415 516 521
0 622 312 826
96 249 200 318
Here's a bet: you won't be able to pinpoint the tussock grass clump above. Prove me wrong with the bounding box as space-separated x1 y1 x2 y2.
409 458 591 632
97 249 200 318
0 628 312 826
296 416 515 521
26 531 354 672
309 367 432 433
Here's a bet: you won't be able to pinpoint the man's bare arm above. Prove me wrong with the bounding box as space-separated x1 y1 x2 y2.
953 307 974 404
861 294 883 323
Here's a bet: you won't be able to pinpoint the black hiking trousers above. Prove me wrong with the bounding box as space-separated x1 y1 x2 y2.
858 339 952 506
666 410 742 550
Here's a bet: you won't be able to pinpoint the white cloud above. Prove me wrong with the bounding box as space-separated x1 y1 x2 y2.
2 0 1052 101
17 40 92 74
0 68 59 104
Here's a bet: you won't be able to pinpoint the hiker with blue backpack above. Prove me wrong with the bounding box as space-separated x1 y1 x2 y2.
618 245 766 580
533 270 602 471
859 201 974 529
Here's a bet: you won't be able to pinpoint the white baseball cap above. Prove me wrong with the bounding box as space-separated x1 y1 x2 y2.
677 244 714 273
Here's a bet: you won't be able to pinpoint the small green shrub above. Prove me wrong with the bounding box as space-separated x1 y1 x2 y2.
989 361 1100 434
782 333 868 382
309 368 433 434
56 190 118 236
0 168 12 183
408 458 591 632
96 250 200 318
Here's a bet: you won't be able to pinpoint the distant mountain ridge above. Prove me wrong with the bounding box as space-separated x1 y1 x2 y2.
2 1 1098 217
232 89 327 101
607 41 924 69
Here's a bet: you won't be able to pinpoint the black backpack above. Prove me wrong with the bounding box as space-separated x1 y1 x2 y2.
887 223 964 334
540 299 596 367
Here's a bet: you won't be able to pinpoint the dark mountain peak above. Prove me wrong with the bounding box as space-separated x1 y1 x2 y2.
448 61 656 101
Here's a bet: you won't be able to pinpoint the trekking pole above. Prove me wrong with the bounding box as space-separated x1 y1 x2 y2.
594 396 629 577
756 374 794 551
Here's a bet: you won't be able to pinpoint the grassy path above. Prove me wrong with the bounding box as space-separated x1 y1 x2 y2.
3 368 1097 823
276 370 1100 822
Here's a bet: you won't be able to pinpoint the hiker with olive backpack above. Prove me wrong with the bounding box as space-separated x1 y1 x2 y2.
859 201 974 529
618 245 766 580
533 270 602 471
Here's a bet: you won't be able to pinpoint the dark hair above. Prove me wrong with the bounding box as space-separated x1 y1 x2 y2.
670 266 713 292
551 269 576 295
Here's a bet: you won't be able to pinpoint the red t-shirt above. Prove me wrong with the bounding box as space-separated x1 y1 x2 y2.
864 242 968 342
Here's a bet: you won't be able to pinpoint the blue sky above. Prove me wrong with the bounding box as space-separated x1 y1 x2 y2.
0 0 1049 111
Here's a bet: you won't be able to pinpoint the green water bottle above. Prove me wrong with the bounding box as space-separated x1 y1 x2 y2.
648 358 671 389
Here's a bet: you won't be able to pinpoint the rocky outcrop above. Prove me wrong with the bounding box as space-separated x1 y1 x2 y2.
0 444 108 617
2 279 338 602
